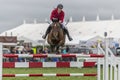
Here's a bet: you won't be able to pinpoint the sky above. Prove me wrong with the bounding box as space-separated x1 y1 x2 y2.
0 0 120 33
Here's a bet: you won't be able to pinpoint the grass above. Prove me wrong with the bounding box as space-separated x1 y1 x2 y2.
3 67 97 80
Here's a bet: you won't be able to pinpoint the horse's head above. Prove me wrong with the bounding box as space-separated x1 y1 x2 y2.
50 22 61 40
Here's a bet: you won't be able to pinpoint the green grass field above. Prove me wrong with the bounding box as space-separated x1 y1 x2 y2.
3 67 97 80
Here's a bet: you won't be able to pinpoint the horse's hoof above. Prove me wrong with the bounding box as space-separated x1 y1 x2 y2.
56 52 60 54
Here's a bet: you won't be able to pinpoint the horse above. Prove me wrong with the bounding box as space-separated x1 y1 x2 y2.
47 22 65 53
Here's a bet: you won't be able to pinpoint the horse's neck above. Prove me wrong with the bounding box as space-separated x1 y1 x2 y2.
52 22 60 26
52 23 61 30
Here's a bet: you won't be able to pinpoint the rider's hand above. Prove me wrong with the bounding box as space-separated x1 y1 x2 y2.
52 18 58 21
59 20 62 23
52 18 59 22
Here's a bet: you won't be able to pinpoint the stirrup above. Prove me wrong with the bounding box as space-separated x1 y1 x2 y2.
42 35 46 39
69 37 73 41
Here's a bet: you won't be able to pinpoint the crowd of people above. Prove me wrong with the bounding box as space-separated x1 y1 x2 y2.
3 45 77 62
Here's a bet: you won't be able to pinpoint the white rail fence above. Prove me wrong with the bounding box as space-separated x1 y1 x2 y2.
0 42 120 80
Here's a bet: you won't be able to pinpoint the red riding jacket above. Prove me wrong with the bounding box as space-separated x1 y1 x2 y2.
50 8 65 23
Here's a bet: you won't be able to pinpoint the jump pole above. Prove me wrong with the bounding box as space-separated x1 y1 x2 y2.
118 62 120 80
0 43 2 80
104 32 108 80
3 73 97 77
97 41 101 80
3 62 96 68
3 54 104 58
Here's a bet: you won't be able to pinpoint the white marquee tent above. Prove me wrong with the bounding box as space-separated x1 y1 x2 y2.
1 19 120 46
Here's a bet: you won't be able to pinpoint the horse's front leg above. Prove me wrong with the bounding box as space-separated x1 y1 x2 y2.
58 40 63 46
55 45 60 54
50 45 54 53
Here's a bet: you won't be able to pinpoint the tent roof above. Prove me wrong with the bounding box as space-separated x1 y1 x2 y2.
1 20 120 45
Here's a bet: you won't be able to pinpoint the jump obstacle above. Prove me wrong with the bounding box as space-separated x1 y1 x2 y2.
3 53 104 58
3 73 97 77
3 53 103 68
1 42 120 80
3 62 96 68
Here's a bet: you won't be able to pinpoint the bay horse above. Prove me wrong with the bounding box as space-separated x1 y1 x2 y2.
47 22 65 53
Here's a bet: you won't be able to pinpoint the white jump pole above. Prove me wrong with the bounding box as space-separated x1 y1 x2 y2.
0 43 3 80
110 59 113 80
118 62 120 80
98 43 105 80
114 60 117 80
97 42 101 80
104 32 108 80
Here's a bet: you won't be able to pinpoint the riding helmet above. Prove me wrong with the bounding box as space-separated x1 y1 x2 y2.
57 4 63 9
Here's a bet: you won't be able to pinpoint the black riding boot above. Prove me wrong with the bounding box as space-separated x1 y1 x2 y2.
64 28 73 41
42 26 51 39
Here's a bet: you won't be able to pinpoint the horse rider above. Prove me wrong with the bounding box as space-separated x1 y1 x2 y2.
42 4 73 41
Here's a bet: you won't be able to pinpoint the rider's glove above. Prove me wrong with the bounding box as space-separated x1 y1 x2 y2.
52 18 59 22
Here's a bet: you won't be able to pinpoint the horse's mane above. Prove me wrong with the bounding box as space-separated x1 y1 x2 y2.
51 22 61 28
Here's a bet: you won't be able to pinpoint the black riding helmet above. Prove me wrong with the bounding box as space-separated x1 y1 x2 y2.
57 4 63 9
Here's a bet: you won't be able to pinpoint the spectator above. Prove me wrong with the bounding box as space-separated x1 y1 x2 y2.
40 47 50 62
89 50 93 54
62 47 66 54
66 46 70 53
9 48 17 62
38 48 43 53
27 47 33 54
15 47 19 54
42 47 50 54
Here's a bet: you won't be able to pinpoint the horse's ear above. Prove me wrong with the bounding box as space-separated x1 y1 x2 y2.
51 23 54 26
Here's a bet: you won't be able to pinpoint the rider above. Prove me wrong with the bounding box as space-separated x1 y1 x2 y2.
42 4 73 41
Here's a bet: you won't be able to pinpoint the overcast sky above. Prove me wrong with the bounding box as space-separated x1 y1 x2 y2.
0 0 120 33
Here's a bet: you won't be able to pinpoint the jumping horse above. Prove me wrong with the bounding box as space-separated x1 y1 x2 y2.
47 20 65 53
